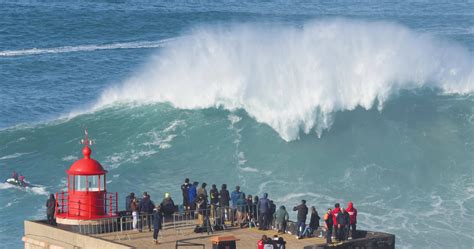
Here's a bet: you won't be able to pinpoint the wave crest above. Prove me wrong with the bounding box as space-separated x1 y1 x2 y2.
96 19 474 141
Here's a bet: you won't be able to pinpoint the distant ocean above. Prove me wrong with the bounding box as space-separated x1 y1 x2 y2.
0 1 473 248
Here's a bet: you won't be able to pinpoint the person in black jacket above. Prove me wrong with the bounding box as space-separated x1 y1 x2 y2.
138 192 155 232
258 193 270 230
343 208 350 240
324 208 333 244
45 194 56 225
293 200 308 239
268 200 276 229
209 184 219 205
219 184 230 221
302 206 320 237
181 178 190 212
336 207 347 241
125 192 135 212
152 205 163 244
253 195 259 225
160 193 175 217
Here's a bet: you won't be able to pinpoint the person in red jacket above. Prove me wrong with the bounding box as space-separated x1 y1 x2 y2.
331 203 341 241
257 235 267 249
346 202 357 239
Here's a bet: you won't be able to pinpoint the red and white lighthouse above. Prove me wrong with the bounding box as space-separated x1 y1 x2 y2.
56 131 118 227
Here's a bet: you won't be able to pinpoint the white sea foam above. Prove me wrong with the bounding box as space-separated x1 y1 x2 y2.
0 39 174 57
237 166 258 172
61 155 78 161
0 152 30 160
96 19 474 141
28 186 49 196
0 182 48 196
227 114 242 126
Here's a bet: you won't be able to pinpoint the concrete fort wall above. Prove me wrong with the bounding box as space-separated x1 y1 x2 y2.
303 230 395 249
23 220 132 249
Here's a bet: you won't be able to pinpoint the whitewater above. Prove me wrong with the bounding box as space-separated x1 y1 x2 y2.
0 1 473 249
96 19 473 141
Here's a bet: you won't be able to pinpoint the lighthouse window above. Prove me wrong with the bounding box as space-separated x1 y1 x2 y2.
75 175 87 191
88 175 99 191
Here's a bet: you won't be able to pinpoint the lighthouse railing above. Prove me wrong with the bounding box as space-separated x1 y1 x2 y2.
55 191 119 218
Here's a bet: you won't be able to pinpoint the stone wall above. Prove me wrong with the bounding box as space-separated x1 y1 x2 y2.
23 220 132 249
303 231 395 249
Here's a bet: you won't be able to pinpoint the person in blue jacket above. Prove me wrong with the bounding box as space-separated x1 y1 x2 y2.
231 186 242 225
188 182 198 217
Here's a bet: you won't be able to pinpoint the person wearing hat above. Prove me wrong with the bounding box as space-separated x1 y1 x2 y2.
160 192 175 217
181 178 191 211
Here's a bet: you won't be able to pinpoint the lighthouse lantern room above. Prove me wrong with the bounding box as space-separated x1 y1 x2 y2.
56 131 117 225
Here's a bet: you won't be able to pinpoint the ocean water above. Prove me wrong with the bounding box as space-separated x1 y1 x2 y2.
0 1 473 248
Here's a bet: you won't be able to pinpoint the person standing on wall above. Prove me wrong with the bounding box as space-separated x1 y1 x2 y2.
324 208 333 244
332 203 341 240
46 194 56 225
293 199 308 239
346 201 358 239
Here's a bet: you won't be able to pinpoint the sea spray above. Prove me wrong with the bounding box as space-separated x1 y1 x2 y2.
96 19 474 141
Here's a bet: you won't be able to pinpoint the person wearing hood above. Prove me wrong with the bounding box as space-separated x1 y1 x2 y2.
46 194 56 225
160 193 175 217
258 193 270 230
274 205 289 233
181 178 190 212
152 205 163 244
346 201 358 239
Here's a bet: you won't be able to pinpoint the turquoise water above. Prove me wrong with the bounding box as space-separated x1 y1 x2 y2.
0 1 473 248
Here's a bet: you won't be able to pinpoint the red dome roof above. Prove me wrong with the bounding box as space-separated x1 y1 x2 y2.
67 146 107 175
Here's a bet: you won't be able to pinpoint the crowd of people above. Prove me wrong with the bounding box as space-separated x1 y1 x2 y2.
122 178 358 245
42 177 358 245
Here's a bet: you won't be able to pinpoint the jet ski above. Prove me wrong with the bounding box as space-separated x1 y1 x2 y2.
4 178 30 187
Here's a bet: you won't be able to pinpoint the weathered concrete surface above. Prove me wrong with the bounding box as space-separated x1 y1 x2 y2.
24 219 395 249
303 231 395 249
23 220 131 249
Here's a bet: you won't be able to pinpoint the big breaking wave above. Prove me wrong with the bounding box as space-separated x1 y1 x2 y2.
96 19 473 141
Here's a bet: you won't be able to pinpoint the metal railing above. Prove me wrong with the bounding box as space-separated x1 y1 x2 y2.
64 202 330 242
55 191 118 218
